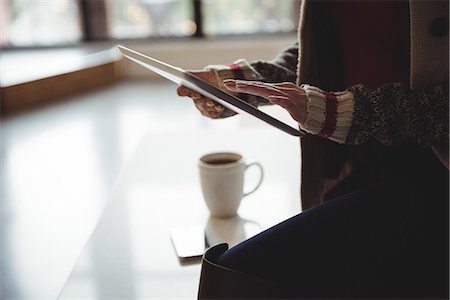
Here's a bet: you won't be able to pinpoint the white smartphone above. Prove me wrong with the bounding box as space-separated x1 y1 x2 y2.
171 225 207 260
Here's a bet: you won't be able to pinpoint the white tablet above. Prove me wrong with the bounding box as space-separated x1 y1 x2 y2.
118 45 305 137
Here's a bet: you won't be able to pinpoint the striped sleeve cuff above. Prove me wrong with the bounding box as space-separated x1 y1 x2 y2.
205 59 263 108
205 59 262 82
300 84 355 144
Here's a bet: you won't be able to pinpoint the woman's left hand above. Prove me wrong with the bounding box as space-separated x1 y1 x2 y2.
223 79 307 124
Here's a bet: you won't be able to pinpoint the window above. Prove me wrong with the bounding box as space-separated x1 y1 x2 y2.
0 0 300 48
107 0 195 39
0 0 82 47
202 0 299 36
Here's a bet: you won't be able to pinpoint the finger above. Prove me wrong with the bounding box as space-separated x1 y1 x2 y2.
195 101 223 117
191 92 201 100
226 81 305 103
269 95 306 123
224 80 289 99
177 85 191 97
204 99 217 107
235 80 292 98
272 82 298 89
272 82 306 95
195 100 207 113
177 85 203 100
268 95 294 109
193 96 222 109
194 97 224 115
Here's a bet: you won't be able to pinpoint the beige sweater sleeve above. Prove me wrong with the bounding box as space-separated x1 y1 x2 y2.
300 84 355 144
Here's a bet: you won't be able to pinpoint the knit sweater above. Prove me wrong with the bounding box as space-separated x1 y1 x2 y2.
206 43 448 148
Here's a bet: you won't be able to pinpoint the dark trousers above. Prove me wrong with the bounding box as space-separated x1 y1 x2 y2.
214 148 449 299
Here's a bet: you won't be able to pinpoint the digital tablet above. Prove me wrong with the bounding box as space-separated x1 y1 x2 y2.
118 45 305 137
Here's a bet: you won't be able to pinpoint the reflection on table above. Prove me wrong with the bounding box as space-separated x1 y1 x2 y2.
59 119 301 299
205 215 263 248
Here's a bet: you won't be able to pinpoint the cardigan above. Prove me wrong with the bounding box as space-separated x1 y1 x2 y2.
300 0 448 208
207 0 449 209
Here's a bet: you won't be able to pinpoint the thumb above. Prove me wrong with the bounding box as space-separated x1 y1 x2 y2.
177 86 191 97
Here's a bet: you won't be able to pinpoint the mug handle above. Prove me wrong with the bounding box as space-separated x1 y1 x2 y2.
243 162 264 198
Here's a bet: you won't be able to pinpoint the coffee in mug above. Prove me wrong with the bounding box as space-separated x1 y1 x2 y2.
198 152 263 218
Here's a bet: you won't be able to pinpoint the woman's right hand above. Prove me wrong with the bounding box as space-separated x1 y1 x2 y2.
176 70 226 118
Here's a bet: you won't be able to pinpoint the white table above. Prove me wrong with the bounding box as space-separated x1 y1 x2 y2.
58 112 302 299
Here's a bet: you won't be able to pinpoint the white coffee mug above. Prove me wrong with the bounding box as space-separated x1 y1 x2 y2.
198 152 264 218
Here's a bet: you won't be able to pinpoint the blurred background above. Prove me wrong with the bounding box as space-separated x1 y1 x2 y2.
1 0 299 45
0 1 300 299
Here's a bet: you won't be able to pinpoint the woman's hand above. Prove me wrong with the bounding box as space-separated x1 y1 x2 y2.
176 70 225 118
223 79 307 124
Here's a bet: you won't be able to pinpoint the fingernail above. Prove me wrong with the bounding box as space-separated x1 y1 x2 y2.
223 79 235 86
268 95 287 101
235 81 248 88
191 93 201 100
206 100 215 107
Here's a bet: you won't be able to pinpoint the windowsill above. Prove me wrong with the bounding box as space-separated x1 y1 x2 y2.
0 45 122 87
0 46 123 116
1 34 296 86
0 34 296 117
